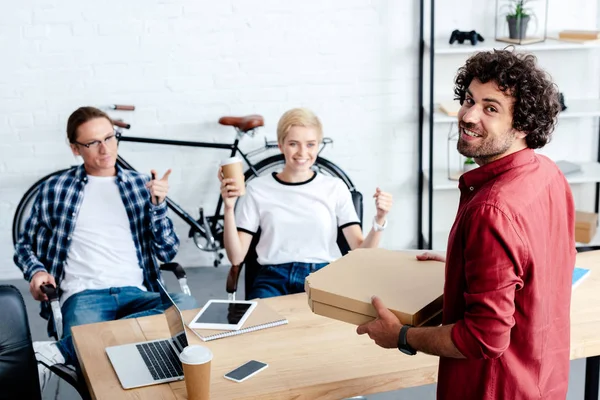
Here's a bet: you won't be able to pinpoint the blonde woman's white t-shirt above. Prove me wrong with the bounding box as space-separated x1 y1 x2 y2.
235 172 360 265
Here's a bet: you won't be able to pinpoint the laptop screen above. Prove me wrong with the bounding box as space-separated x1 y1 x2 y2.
158 281 189 352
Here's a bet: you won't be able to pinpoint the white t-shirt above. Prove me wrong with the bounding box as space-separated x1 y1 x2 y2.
235 172 360 265
60 175 145 303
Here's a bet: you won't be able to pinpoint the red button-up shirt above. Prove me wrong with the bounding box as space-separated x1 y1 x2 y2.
438 149 576 400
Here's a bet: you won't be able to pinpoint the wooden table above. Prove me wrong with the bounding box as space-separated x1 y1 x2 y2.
72 250 600 400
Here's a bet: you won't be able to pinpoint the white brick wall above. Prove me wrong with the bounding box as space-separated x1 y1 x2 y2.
1 0 599 281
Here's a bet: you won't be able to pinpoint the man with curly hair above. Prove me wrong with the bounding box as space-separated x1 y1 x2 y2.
358 49 576 399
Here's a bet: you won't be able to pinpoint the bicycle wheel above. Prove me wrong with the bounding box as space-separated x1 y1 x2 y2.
244 154 356 190
12 168 71 246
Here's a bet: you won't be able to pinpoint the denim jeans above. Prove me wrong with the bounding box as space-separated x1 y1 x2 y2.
55 286 198 368
247 262 329 299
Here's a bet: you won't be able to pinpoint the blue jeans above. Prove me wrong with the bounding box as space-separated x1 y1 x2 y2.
55 286 198 368
247 262 329 299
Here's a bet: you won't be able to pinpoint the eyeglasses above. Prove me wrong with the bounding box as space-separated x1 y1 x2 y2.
74 134 117 149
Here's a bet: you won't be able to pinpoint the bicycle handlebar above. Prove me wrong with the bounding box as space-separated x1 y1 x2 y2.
41 284 58 301
264 138 278 149
41 283 62 338
160 262 187 280
113 120 131 129
111 104 135 111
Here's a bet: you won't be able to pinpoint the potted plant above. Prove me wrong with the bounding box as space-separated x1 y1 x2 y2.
463 157 478 172
505 0 534 40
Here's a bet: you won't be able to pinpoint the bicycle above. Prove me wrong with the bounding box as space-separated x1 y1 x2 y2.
12 105 357 267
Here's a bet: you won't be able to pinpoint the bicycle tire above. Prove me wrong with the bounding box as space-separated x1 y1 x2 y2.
244 154 356 190
12 168 72 246
190 154 356 253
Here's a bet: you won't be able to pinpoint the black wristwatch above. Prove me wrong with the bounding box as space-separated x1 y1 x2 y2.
397 325 417 355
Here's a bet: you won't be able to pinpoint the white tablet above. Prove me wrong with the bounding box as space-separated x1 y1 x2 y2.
189 299 258 331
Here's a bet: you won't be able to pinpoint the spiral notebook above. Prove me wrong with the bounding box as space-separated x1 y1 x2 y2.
187 301 288 342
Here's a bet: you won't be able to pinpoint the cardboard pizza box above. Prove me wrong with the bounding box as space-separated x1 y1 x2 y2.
306 248 445 327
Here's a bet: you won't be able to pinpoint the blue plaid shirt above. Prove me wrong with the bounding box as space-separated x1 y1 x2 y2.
14 164 179 323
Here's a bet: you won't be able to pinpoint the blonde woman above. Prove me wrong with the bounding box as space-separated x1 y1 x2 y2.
219 108 393 299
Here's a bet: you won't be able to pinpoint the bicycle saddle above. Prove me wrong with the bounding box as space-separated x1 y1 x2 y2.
218 115 264 132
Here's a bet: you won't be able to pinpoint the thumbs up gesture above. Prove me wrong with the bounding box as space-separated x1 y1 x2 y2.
146 169 172 205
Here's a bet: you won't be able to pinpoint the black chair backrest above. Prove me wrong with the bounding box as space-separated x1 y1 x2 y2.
0 285 42 399
336 190 363 255
243 190 364 298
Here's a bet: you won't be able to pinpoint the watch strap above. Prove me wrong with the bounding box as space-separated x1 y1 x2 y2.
398 324 417 355
373 217 387 231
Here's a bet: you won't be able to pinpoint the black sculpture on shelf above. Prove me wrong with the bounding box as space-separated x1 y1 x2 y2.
558 92 567 111
449 30 485 46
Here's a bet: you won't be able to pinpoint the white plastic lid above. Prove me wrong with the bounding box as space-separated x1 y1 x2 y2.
179 345 213 365
220 156 242 166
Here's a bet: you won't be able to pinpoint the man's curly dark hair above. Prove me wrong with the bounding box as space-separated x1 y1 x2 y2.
454 49 560 149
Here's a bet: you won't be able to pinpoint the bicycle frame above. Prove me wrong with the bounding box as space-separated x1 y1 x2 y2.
12 122 351 270
115 127 337 236
114 127 290 241
12 106 351 269
112 122 342 263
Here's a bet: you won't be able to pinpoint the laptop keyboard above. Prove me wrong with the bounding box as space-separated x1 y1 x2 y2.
174 332 188 351
136 340 184 381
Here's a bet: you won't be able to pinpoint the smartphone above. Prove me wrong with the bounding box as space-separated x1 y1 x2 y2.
224 360 268 383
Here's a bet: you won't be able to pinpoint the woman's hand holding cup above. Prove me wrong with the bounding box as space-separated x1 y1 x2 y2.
218 156 246 210
219 173 241 210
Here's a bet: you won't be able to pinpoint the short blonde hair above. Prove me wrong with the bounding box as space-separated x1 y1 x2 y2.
276 108 323 145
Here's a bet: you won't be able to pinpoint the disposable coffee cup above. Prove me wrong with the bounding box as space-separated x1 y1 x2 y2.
179 345 213 400
221 157 246 196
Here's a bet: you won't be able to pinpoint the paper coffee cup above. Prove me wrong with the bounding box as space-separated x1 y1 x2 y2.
179 345 213 400
221 156 246 196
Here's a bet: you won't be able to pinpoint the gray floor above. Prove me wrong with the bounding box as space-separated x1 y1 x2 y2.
6 266 592 400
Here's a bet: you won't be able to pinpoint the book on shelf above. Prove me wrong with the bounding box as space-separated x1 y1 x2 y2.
558 30 600 41
555 160 582 176
572 267 591 290
187 301 288 342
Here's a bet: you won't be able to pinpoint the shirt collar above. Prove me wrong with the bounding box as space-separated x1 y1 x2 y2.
74 163 125 183
458 148 535 192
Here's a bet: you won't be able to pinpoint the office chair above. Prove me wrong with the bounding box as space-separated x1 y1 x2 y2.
36 263 191 399
226 190 364 299
0 284 92 400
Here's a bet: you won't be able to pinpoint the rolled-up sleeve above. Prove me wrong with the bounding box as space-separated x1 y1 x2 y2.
149 200 179 262
451 204 525 359
14 191 48 281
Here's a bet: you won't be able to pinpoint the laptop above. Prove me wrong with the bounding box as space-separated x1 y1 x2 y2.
105 281 191 389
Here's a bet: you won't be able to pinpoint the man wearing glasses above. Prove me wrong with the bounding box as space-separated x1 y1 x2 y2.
14 106 198 391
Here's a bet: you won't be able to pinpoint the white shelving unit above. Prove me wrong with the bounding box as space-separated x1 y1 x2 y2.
425 38 600 55
417 3 600 251
424 161 600 191
427 98 600 124
427 229 600 250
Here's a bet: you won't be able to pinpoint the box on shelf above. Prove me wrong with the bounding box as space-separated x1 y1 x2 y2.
439 101 461 117
305 248 444 327
576 210 598 244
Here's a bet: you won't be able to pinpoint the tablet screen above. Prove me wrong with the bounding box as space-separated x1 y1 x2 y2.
193 302 253 325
